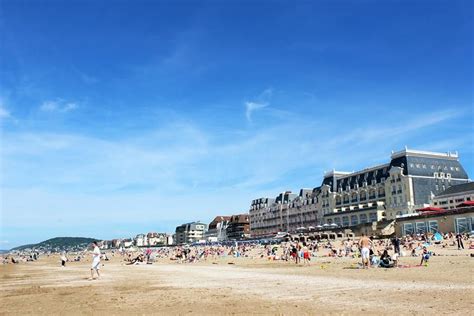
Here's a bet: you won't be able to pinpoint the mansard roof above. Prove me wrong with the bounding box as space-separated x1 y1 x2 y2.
435 182 474 197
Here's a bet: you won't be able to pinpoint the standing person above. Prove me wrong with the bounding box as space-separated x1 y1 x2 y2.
302 242 310 265
358 233 372 269
90 241 101 280
391 237 401 255
60 252 68 267
456 233 464 250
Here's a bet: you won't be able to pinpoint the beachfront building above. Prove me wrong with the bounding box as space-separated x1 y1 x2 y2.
395 205 474 236
249 193 296 237
249 148 470 237
147 232 168 246
135 234 147 247
122 239 133 248
205 216 231 242
226 214 250 240
431 182 474 210
175 221 208 244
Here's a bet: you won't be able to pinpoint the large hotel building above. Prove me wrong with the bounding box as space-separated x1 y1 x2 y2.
249 148 470 237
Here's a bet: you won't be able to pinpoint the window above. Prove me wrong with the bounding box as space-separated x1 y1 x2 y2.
369 212 377 222
415 222 426 234
403 223 414 235
428 221 439 233
455 218 470 234
342 216 349 226
351 215 358 226
378 187 385 197
360 214 368 223
334 217 341 225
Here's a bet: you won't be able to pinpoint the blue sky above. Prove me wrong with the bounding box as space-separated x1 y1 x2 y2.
1 0 473 248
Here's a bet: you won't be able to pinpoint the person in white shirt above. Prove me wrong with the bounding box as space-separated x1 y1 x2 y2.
60 252 68 267
90 241 101 280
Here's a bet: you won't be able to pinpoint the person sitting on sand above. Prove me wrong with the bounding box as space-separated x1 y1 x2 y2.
127 254 145 265
379 250 394 268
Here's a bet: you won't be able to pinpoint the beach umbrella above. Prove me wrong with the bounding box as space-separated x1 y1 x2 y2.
308 226 315 230
330 223 338 227
316 225 323 229
322 223 329 227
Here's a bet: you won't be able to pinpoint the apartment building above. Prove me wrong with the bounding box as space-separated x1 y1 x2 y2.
249 148 470 237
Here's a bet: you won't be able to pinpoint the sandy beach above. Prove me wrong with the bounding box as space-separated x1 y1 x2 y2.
1 247 473 315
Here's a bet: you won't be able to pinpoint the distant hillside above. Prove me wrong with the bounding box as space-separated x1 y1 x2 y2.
11 237 98 252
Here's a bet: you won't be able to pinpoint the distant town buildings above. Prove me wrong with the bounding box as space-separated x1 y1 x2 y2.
249 148 470 237
205 216 231 242
226 214 250 240
175 222 208 244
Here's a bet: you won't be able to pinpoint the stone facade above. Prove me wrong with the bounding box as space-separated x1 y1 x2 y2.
249 148 470 237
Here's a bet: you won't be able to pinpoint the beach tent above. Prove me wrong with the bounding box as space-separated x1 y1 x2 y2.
433 233 443 241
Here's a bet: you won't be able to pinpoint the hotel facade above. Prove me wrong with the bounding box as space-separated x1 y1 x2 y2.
249 149 470 237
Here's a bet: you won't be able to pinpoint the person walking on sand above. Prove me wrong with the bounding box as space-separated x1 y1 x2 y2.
90 241 101 280
456 233 464 250
358 233 372 269
60 252 68 267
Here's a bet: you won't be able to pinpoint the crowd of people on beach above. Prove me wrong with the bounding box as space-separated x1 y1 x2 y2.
2 232 472 274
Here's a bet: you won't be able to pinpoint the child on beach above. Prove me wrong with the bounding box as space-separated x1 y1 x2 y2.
419 247 430 266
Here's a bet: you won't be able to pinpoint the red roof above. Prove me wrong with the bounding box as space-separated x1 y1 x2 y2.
457 201 474 207
417 206 444 212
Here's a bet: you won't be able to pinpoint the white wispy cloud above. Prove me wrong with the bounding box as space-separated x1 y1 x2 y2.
245 88 273 122
0 105 10 119
40 99 79 112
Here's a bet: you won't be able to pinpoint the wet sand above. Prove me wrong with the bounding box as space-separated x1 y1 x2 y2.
1 250 473 315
